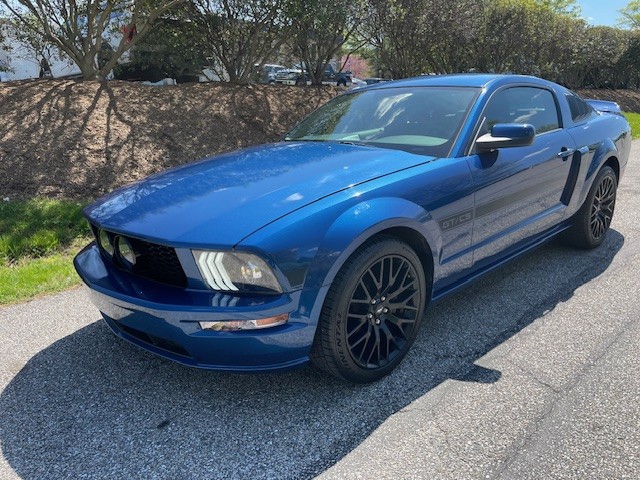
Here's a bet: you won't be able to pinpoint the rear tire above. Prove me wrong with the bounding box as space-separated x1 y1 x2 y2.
310 236 426 383
561 165 617 249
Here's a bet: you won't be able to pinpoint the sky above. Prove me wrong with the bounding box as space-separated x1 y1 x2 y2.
576 0 630 26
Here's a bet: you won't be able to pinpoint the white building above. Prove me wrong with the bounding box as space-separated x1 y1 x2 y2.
0 22 82 81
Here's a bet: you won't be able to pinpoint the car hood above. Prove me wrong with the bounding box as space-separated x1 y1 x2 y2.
85 142 433 247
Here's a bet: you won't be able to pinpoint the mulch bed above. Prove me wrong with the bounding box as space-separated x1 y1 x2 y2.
0 80 338 201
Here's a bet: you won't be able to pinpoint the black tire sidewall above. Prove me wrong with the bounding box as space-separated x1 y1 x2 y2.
581 166 617 248
322 238 426 383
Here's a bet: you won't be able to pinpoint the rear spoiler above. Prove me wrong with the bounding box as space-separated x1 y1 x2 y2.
586 99 623 116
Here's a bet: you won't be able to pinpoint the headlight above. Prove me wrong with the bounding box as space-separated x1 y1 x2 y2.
98 229 114 256
116 236 137 269
193 250 282 294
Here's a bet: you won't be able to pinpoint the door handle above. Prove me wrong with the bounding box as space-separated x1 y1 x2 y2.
558 147 575 159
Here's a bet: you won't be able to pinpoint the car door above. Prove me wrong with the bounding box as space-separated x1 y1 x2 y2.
466 85 575 268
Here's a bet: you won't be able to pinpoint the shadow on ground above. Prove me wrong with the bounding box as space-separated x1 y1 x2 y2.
0 231 624 479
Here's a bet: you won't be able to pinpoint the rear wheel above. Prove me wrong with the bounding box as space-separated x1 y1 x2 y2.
561 165 617 249
310 236 427 383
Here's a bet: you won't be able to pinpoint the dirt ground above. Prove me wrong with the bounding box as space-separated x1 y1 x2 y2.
1 80 638 201
0 80 338 201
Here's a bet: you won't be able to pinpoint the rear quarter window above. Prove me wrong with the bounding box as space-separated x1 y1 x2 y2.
566 93 594 122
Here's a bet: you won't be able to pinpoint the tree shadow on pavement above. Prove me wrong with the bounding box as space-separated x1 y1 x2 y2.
0 231 624 479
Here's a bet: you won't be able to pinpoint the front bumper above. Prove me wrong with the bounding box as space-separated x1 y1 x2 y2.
74 244 318 372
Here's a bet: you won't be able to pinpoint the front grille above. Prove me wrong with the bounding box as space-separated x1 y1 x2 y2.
92 224 188 288
127 237 187 287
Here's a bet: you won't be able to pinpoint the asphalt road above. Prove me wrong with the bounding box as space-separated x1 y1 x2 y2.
2 142 640 480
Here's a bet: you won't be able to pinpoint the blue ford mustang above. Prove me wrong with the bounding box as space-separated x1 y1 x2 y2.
75 74 631 382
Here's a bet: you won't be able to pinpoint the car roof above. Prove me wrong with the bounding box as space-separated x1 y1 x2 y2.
368 73 552 90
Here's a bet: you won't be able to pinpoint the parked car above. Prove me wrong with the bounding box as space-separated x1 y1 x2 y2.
364 77 391 85
257 63 286 84
350 77 367 89
274 68 306 86
75 74 631 383
321 64 351 86
275 64 351 86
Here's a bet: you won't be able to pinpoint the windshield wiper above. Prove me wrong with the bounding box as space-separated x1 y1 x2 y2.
337 140 371 147
283 137 327 142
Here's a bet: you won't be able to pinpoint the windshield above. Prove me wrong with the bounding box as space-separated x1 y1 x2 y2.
285 86 479 157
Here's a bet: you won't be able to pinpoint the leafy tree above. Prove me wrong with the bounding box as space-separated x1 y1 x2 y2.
362 0 480 78
582 26 630 88
189 0 292 85
362 0 431 79
360 0 636 88
422 0 482 74
0 0 185 80
620 0 640 28
617 30 640 88
539 14 587 87
289 0 366 85
120 3 206 81
472 0 576 76
535 0 580 17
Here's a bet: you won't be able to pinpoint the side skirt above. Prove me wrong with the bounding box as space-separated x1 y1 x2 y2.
431 221 572 303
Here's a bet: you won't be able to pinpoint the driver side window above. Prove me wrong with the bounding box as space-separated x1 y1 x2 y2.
482 87 561 136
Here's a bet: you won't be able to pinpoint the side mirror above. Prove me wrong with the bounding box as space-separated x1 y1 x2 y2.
476 123 536 152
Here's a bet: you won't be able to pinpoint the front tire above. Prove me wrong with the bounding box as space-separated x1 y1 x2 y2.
310 236 427 383
561 165 617 249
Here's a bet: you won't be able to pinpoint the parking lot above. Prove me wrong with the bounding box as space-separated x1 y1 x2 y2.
1 142 639 479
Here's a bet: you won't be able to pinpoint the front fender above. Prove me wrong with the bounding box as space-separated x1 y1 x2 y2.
304 197 438 292
238 158 473 331
295 197 438 334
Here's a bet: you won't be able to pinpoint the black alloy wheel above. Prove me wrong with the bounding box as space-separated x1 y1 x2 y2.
561 165 617 249
590 173 616 241
311 236 427 383
345 254 421 369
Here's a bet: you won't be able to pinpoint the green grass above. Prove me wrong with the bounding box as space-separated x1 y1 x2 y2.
0 252 85 304
0 199 91 305
624 112 640 139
